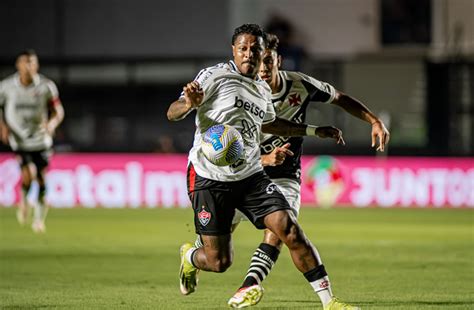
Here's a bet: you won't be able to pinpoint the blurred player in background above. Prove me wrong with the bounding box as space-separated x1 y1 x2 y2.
167 24 359 310
0 49 64 233
225 33 390 308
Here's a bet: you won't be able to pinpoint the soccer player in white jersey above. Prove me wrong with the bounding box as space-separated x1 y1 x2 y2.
0 50 64 233
167 24 359 310
226 33 390 309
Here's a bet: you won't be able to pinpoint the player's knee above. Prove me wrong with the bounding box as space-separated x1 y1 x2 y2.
263 229 284 251
211 258 232 272
281 222 307 250
21 179 32 190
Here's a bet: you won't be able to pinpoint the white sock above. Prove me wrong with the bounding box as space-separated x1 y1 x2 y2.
309 276 333 306
194 235 203 248
34 201 47 222
185 247 198 267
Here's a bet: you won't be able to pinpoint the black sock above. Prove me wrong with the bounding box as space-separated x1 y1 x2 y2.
241 243 280 288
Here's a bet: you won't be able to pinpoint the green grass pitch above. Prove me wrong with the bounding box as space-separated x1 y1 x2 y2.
0 207 472 309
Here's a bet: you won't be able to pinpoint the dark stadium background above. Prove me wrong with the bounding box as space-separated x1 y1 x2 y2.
0 0 472 156
1 1 473 309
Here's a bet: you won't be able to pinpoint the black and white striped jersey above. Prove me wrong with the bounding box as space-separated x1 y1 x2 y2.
261 70 336 182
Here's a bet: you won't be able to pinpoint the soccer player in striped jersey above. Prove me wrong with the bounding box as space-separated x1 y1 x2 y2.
0 50 64 233
227 34 389 309
167 24 361 309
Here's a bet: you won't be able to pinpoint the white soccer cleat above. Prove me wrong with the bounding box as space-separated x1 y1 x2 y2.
228 284 264 308
31 219 46 234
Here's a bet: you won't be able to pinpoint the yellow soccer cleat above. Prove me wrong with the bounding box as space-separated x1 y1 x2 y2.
324 297 361 310
179 243 199 295
228 284 264 308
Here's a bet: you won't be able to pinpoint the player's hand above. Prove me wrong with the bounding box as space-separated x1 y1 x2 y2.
371 120 390 152
46 122 56 136
41 122 55 136
183 81 204 109
315 126 345 145
261 143 294 166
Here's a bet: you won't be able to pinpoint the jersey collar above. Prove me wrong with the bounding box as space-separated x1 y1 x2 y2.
14 73 40 88
272 71 287 99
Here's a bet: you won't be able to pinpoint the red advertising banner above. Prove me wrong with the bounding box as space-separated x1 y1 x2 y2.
0 153 472 208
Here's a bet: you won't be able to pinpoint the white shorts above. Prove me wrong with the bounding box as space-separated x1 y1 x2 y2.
232 178 301 225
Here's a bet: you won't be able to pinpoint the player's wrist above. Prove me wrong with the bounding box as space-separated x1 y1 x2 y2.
305 125 318 136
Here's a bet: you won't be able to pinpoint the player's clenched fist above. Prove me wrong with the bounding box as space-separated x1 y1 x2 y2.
183 81 204 109
315 126 345 145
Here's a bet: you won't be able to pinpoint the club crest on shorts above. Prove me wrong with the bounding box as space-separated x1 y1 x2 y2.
198 206 211 226
266 183 278 194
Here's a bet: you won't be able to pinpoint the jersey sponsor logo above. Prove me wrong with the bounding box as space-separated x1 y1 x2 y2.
198 205 211 226
319 280 329 289
266 183 278 194
260 136 291 154
257 252 273 264
288 93 302 106
15 103 38 110
241 119 258 139
233 96 265 120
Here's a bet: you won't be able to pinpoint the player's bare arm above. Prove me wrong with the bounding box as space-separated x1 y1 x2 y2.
331 90 390 151
167 81 204 121
261 142 294 167
0 119 8 144
262 117 345 145
0 106 8 144
46 102 64 136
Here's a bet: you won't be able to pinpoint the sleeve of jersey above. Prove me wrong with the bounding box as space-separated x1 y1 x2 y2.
299 72 336 103
47 80 62 107
262 97 276 124
177 67 219 103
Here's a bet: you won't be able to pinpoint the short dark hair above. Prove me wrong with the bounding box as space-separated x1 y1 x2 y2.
232 24 266 45
265 33 279 52
16 49 37 59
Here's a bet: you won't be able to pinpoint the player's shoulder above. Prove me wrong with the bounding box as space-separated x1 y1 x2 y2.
280 70 316 83
37 74 56 86
0 74 17 86
193 62 233 86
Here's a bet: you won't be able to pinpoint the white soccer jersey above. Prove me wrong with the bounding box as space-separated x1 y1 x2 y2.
0 73 61 151
260 70 336 181
184 61 276 182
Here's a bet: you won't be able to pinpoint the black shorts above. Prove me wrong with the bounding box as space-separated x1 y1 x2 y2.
15 149 52 170
187 164 291 235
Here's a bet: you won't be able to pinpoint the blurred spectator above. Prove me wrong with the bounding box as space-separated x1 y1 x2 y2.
265 15 306 71
154 134 177 153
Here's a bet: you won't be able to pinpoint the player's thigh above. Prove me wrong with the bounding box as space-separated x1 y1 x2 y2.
239 172 291 229
263 209 305 245
33 150 52 177
16 152 35 184
190 188 235 235
272 178 301 217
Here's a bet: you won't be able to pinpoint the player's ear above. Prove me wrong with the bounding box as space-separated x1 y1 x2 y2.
232 45 237 58
277 55 282 69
